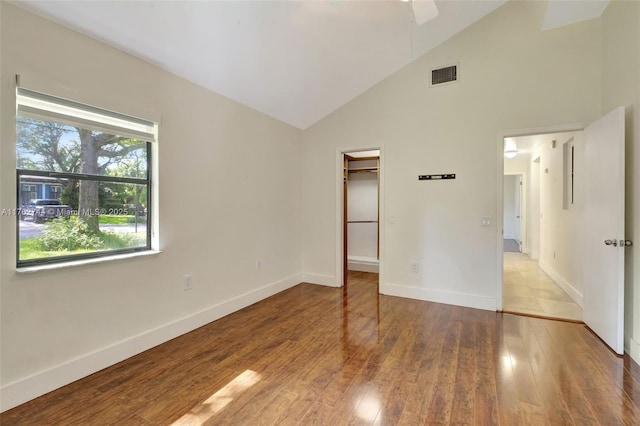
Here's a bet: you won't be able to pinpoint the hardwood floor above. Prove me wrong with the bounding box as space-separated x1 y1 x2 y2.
2 271 639 425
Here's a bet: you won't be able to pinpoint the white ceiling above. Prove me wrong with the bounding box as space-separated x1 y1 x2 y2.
12 1 605 130
348 149 380 158
506 130 581 158
12 0 507 129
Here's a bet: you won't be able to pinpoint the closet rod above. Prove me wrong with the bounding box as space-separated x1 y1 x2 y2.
347 220 378 223
348 167 378 173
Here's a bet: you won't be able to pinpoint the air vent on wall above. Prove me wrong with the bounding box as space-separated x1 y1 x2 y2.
431 64 458 86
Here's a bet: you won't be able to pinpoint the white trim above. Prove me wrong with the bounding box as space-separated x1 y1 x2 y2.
17 88 157 143
0 273 302 412
302 273 338 287
347 256 379 273
16 250 162 273
538 259 584 307
625 334 640 365
347 260 379 273
381 282 497 311
496 137 505 310
335 150 344 287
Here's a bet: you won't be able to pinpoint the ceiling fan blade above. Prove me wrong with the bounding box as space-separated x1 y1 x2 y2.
412 0 439 25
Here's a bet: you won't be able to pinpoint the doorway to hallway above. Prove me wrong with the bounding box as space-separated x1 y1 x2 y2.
502 131 584 322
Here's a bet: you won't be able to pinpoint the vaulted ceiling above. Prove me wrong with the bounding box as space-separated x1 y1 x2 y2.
12 0 610 129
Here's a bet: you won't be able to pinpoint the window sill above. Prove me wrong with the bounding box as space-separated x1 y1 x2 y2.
16 250 162 273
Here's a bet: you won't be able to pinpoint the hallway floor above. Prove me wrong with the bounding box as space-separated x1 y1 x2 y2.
503 252 582 322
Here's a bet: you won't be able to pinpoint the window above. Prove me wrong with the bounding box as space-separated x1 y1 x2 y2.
19 183 37 205
562 138 575 210
16 88 156 267
48 185 63 200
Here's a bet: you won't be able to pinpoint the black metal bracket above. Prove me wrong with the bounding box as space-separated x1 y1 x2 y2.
418 174 456 181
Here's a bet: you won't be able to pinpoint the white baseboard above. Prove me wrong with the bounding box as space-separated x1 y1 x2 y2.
626 334 640 365
302 273 338 287
381 283 496 311
0 273 303 413
347 260 379 273
538 260 583 307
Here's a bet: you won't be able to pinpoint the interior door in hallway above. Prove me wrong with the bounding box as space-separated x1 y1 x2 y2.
516 175 523 251
583 106 627 354
503 174 522 251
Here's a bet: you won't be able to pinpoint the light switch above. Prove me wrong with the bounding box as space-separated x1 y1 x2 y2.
481 216 492 227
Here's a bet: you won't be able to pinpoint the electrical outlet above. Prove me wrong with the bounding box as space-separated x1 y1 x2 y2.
184 275 193 291
411 262 419 273
256 259 261 270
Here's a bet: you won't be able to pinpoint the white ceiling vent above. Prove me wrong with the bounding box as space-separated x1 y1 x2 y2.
431 64 458 87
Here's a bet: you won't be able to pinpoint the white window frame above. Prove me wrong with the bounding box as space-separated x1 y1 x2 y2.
16 88 157 268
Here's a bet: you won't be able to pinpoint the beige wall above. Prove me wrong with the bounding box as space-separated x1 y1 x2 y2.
0 2 303 410
602 0 640 363
302 0 602 309
534 132 585 306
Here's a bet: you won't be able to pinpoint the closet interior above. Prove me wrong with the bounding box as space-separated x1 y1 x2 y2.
345 151 380 273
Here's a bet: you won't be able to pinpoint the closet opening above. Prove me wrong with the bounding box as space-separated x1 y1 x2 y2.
342 149 380 293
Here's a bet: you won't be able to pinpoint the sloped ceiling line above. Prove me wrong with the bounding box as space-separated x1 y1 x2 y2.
11 1 603 129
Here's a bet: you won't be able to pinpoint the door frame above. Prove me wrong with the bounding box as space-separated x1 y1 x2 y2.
530 155 541 260
496 123 588 311
336 147 384 289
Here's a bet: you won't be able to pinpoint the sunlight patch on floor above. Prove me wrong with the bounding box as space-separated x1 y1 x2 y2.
171 369 261 425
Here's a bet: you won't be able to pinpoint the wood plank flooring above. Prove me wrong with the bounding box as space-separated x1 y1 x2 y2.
2 271 639 425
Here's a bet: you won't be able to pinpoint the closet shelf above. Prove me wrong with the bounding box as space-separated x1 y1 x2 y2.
348 167 378 173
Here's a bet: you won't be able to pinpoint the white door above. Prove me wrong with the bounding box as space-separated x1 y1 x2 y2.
515 175 522 251
503 175 516 240
583 106 626 354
